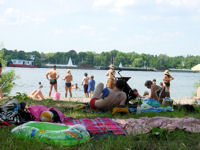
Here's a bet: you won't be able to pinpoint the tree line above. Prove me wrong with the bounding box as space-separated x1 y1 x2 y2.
1 48 200 69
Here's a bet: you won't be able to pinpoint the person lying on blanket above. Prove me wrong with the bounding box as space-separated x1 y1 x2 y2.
90 80 127 111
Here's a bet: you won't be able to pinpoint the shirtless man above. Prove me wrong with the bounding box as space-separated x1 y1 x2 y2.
82 73 89 98
106 64 115 89
90 80 127 111
144 80 161 101
46 65 59 97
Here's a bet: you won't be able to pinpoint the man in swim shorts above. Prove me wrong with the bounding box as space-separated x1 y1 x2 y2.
90 80 127 111
46 65 59 97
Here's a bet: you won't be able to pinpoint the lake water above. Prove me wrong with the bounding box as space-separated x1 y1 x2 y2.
4 67 200 98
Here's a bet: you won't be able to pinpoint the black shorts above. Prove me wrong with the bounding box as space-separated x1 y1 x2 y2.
65 82 71 87
84 84 88 93
165 82 170 87
50 79 57 85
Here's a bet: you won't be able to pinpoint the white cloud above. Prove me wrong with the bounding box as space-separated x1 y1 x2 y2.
155 0 200 8
93 0 139 14
1 8 46 25
0 0 4 4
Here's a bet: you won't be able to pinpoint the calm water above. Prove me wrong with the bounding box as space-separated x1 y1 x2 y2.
4 67 200 98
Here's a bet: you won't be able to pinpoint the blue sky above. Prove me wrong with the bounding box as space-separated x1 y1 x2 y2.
0 0 200 56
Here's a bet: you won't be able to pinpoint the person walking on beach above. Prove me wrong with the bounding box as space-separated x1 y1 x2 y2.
82 73 89 98
0 61 2 98
88 75 95 98
163 70 174 95
63 69 73 98
46 65 59 97
106 64 115 89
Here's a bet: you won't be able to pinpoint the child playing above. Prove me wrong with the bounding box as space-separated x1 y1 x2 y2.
88 75 95 98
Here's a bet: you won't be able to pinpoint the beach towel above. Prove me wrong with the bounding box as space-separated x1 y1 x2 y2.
113 117 200 135
64 117 126 135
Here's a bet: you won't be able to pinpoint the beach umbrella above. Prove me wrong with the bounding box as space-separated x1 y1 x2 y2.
191 64 200 71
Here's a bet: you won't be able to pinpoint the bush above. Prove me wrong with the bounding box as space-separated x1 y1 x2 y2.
0 70 17 95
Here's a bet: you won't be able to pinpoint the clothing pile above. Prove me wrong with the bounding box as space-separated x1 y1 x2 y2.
128 98 174 114
0 99 33 126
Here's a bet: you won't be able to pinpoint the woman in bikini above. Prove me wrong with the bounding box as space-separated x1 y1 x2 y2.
63 69 73 98
163 70 174 96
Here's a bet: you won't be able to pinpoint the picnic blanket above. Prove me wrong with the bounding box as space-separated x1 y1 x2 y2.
113 117 200 135
64 117 126 135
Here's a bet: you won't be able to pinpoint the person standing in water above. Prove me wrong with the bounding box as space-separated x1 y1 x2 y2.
106 64 115 89
88 75 95 98
46 65 59 97
82 73 89 98
163 70 174 95
63 69 73 98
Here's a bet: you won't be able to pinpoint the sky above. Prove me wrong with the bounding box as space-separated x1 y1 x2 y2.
0 0 200 56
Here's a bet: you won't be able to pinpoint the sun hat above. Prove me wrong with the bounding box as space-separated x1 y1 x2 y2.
164 70 170 75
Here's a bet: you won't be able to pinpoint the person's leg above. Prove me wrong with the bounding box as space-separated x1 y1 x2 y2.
92 83 104 98
29 90 38 98
69 86 72 97
49 84 53 97
0 88 2 98
65 86 68 98
38 91 45 99
54 83 58 92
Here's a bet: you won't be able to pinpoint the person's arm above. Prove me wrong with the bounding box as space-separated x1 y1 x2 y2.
56 71 59 80
170 76 174 81
106 70 109 77
81 78 84 85
62 75 66 80
71 75 73 81
46 72 50 80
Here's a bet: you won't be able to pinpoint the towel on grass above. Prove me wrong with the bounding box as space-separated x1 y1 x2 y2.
64 117 126 135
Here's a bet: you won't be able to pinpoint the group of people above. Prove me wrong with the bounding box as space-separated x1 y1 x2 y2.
29 65 95 100
89 66 176 111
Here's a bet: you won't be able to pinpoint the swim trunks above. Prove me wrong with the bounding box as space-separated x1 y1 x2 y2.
90 97 99 109
164 82 170 87
65 82 71 87
84 84 88 93
50 79 57 85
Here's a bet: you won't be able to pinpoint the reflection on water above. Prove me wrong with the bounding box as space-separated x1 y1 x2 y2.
4 67 200 98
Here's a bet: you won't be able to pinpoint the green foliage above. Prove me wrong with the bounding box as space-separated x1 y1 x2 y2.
2 48 200 69
0 70 17 95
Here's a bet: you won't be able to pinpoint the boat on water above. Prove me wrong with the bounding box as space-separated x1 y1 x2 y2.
7 59 40 68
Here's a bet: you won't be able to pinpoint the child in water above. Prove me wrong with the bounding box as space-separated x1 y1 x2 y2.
88 75 95 98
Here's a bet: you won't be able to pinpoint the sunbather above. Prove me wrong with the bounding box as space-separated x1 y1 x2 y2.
90 80 127 111
28 82 44 100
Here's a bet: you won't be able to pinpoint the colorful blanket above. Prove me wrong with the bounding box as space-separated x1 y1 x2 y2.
64 117 126 135
113 117 200 135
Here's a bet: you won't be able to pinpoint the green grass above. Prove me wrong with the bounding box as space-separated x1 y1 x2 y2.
1 97 200 150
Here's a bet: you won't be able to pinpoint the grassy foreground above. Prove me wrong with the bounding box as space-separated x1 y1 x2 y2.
1 97 200 150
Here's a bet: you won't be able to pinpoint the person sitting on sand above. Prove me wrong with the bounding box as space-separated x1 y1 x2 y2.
63 69 73 98
143 91 149 99
46 65 59 97
163 70 174 94
82 73 89 98
106 65 115 89
29 82 44 100
90 80 127 111
144 80 161 101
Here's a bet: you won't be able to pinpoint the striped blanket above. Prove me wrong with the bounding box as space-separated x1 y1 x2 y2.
64 117 126 135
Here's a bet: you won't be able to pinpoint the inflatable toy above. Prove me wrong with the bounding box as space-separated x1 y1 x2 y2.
11 121 90 146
